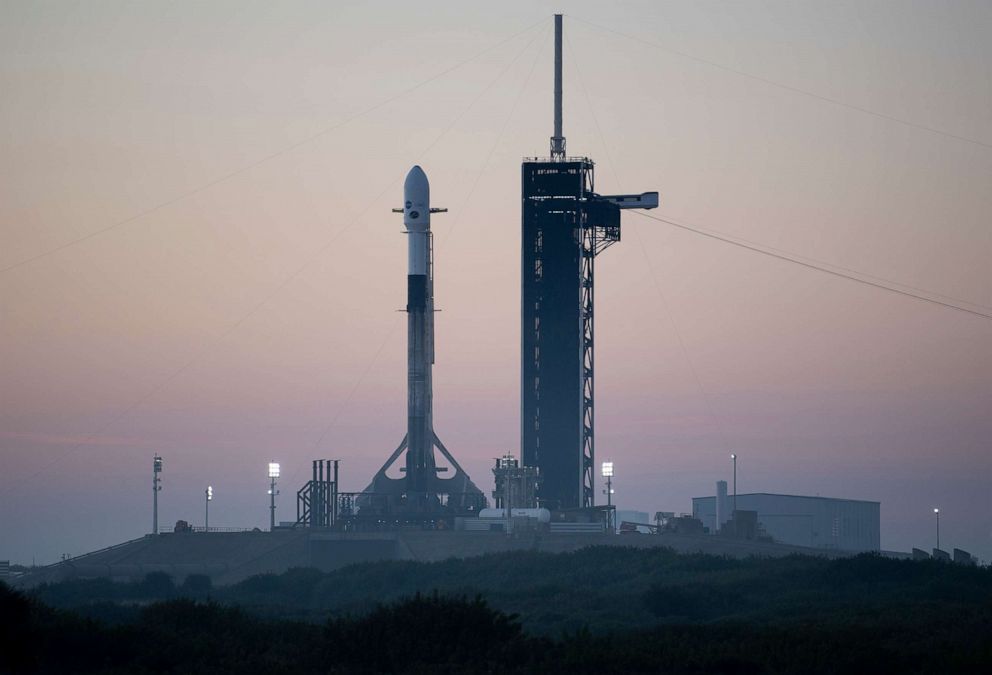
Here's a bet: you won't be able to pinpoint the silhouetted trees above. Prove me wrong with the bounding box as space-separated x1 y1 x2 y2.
179 573 212 597
323 593 531 673
9 549 992 673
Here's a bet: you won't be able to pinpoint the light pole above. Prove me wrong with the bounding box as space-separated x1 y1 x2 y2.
601 461 614 532
268 462 280 531
152 454 162 535
934 507 940 550
501 454 513 520
205 485 213 531
730 453 737 515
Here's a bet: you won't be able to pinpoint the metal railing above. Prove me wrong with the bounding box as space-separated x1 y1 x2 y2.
17 534 152 573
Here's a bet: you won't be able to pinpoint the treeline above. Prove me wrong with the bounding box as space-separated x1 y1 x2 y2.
3 580 990 674
30 547 992 634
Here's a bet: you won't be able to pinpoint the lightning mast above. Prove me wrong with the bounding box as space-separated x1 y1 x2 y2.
550 14 565 159
152 454 162 534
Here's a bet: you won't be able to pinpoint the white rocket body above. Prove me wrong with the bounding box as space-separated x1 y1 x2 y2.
403 166 435 489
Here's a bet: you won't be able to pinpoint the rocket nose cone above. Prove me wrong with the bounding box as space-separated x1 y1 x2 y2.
404 165 429 197
403 165 430 231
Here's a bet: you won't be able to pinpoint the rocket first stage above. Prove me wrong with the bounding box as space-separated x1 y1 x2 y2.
360 167 486 519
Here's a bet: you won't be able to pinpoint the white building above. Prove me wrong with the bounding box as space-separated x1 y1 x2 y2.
692 492 880 552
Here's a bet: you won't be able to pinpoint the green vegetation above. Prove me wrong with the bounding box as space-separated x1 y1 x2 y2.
7 548 991 673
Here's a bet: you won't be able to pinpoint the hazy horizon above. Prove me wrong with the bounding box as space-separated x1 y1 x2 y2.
2 0 990 564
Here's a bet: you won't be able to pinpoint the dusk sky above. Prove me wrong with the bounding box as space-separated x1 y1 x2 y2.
2 1 990 564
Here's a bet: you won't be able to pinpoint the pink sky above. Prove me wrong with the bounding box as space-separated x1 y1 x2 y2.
1 1 990 564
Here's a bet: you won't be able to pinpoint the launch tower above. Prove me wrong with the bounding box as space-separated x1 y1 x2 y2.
521 15 658 509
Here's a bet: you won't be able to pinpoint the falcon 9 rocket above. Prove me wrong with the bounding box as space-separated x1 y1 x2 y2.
360 166 486 520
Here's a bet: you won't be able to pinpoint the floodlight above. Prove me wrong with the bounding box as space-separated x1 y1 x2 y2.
601 461 614 478
207 485 213 500
268 462 280 478
730 453 736 459
933 507 939 514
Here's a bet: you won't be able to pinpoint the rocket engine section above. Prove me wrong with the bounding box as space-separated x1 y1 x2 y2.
359 166 486 521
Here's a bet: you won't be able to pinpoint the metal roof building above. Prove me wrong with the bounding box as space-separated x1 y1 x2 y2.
692 492 880 552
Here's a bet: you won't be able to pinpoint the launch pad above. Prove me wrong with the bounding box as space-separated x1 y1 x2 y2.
359 432 486 524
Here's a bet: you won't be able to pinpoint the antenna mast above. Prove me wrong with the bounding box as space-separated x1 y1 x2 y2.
550 14 566 159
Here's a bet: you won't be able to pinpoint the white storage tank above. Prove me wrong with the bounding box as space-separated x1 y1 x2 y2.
479 508 551 523
716 480 729 530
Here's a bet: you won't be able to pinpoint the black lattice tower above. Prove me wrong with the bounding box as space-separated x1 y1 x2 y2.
520 15 658 509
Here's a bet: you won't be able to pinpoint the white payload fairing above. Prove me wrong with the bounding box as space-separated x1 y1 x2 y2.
403 165 432 274
361 166 485 514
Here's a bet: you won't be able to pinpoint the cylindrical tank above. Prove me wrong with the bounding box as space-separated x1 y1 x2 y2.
716 480 729 531
479 508 551 523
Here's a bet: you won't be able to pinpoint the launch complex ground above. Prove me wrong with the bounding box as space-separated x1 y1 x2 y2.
15 527 881 589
